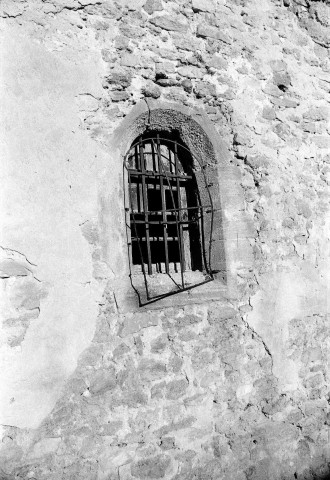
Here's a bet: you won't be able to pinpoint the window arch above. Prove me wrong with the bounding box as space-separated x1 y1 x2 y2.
124 130 216 306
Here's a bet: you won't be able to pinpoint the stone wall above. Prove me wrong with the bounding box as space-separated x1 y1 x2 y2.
0 0 329 479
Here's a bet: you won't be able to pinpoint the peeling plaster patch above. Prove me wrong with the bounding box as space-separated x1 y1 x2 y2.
0 248 47 348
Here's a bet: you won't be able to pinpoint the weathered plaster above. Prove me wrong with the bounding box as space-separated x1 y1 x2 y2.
0 24 108 427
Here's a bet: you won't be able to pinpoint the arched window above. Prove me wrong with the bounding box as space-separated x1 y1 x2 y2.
124 130 215 306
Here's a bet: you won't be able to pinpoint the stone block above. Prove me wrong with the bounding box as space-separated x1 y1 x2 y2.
311 136 330 149
0 260 30 278
150 15 188 33
181 79 192 93
120 54 140 67
89 369 117 395
207 54 228 70
110 91 130 102
142 82 161 99
262 106 276 120
155 416 197 436
150 333 168 353
303 372 324 389
119 313 159 337
177 66 204 79
27 437 61 460
263 84 283 97
99 421 123 436
156 78 178 87
131 454 171 478
192 0 215 13
9 277 47 310
138 359 167 382
303 106 329 122
172 35 201 51
295 199 312 218
143 0 163 15
194 81 217 98
105 70 132 89
160 436 175 450
208 305 238 324
165 378 188 400
196 24 231 44
273 71 291 91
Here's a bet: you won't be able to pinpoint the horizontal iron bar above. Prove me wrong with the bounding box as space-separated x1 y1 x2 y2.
128 170 192 180
130 219 200 225
130 205 212 214
137 277 215 307
127 137 193 156
131 236 180 241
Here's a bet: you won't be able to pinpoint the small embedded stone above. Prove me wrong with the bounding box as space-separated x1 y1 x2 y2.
142 83 161 99
28 438 61 460
295 199 312 219
105 71 131 89
0 260 30 278
112 343 130 359
207 54 228 70
172 35 201 51
192 0 215 13
156 61 176 76
89 369 116 395
262 106 276 120
99 421 123 436
311 136 330 149
273 122 291 140
196 24 231 44
165 378 188 400
177 66 204 79
120 53 140 68
150 15 188 33
182 79 193 93
110 91 130 102
303 373 324 389
119 312 158 337
302 122 317 133
273 71 291 91
138 359 167 382
143 0 163 15
270 60 287 72
282 217 296 229
263 84 283 97
101 49 117 63
120 24 145 38
194 81 217 98
303 106 329 122
156 78 178 87
114 35 130 50
160 437 175 450
131 455 171 478
150 334 168 353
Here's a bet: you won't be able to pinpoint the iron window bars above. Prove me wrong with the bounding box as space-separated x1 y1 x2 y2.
124 133 215 306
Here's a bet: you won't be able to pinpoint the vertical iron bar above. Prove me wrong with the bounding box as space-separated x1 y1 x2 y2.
174 142 185 287
157 134 170 274
139 139 152 275
155 139 185 288
127 168 150 300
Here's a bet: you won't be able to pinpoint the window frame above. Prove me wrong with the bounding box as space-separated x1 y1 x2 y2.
124 131 216 306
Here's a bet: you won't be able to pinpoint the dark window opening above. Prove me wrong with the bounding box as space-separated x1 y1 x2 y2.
124 130 215 305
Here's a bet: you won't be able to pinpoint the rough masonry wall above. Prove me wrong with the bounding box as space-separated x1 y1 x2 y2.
0 0 329 479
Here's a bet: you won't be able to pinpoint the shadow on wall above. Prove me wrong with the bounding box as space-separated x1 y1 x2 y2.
292 471 330 480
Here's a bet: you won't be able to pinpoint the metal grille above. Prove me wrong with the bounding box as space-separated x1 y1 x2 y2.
124 133 214 305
